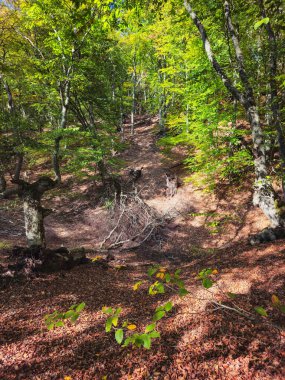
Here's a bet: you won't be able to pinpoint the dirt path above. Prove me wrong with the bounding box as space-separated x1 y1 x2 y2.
0 118 285 379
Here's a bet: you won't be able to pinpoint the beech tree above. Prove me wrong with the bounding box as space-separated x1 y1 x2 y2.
0 0 124 248
183 0 285 227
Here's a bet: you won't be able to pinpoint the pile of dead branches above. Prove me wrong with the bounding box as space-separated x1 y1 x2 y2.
100 190 165 249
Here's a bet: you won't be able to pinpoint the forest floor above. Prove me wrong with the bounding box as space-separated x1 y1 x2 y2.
0 116 285 380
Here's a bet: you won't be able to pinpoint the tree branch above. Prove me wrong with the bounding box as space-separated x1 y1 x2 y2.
52 137 62 184
183 0 245 105
224 1 254 105
0 73 15 112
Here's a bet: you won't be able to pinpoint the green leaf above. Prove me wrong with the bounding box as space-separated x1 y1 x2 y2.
115 329 124 344
64 310 75 319
148 330 160 339
163 301 173 312
142 334 151 349
122 336 133 347
55 321 64 327
102 307 114 315
145 323 156 333
202 278 213 289
47 323 55 330
165 273 171 283
153 310 166 321
174 269 181 277
254 17 270 30
156 283 165 294
149 283 158 295
114 308 122 316
254 306 268 317
70 312 80 323
105 317 113 332
112 316 119 327
175 279 185 288
134 335 144 347
148 266 159 277
198 268 212 279
75 302 86 313
178 288 189 297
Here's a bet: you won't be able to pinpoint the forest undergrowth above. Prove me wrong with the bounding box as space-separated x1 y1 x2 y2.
0 119 285 380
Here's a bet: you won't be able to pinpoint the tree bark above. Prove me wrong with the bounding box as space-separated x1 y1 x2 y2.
15 177 56 248
258 0 285 200
184 0 284 227
131 53 137 135
0 174 6 192
23 196 46 248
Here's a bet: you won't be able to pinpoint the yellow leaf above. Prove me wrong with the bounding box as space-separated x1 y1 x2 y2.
92 255 102 262
212 269 218 275
102 376 108 380
64 377 72 380
133 281 142 291
156 272 165 279
127 324 137 330
272 294 280 305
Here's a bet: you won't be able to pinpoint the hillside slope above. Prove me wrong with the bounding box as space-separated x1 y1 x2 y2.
0 118 284 380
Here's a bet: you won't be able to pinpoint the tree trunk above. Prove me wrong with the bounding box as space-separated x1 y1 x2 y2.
12 177 56 248
258 0 285 200
158 57 167 133
0 174 6 192
183 0 284 227
247 105 281 227
23 195 45 248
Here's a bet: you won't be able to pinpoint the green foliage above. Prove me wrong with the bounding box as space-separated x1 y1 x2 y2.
254 306 268 317
102 304 163 350
197 268 218 289
44 302 86 330
254 18 270 30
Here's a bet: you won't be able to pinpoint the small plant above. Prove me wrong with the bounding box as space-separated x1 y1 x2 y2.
102 266 189 349
102 301 172 349
196 268 218 289
44 302 86 330
44 266 285 352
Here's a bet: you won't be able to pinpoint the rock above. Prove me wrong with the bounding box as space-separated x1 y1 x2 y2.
3 246 90 276
249 227 285 245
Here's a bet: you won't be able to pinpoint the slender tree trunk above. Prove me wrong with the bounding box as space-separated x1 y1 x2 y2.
158 57 166 133
0 174 6 192
119 92 125 141
184 0 284 227
131 81 135 135
258 0 285 199
131 54 137 135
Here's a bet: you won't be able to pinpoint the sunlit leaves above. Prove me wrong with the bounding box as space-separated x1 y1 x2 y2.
254 17 270 30
115 329 124 344
133 281 143 291
254 306 268 317
197 268 217 289
44 302 86 330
